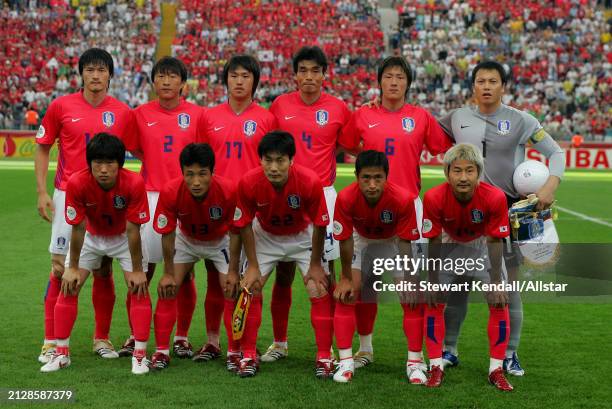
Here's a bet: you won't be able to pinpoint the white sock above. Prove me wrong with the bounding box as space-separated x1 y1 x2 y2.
207 333 220 347
173 335 188 342
339 348 353 360
274 341 288 348
489 358 503 374
156 349 170 356
358 334 373 353
430 358 444 369
44 339 56 345
134 341 147 351
56 338 69 347
408 351 423 362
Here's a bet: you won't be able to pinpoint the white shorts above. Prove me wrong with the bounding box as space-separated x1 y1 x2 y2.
142 191 162 263
174 230 230 274
322 186 340 262
352 231 400 272
250 218 325 277
48 189 71 255
65 232 148 273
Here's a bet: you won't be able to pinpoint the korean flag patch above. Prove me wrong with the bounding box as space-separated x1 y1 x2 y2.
102 111 115 128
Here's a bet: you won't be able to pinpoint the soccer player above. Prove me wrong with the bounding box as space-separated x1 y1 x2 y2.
150 143 240 370
122 57 206 359
35 48 133 363
40 133 151 375
438 60 565 375
197 54 277 367
234 131 333 378
339 56 452 368
264 46 351 361
421 143 513 391
332 150 420 383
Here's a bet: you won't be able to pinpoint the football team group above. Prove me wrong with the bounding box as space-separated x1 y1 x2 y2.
34 46 565 391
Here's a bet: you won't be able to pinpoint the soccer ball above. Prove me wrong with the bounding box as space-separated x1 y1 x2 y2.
513 160 550 196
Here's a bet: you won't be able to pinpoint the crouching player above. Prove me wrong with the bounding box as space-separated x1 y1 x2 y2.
234 131 334 378
151 143 241 371
40 133 152 375
421 143 513 391
332 150 421 383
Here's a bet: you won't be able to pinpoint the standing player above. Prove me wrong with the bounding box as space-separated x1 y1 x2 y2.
438 60 565 375
35 48 133 363
264 46 351 361
150 143 240 370
234 132 333 378
121 57 205 359
421 143 513 391
339 56 452 369
197 54 277 367
40 133 151 375
332 150 420 383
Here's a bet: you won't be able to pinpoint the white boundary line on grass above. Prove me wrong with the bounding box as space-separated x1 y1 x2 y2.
556 206 612 229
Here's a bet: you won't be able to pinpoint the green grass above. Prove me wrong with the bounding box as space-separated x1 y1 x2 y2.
0 165 611 408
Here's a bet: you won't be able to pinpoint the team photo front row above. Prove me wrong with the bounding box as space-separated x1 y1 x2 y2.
40 132 516 392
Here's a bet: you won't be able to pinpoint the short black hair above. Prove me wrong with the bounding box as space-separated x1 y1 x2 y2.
377 56 413 98
179 143 215 173
257 131 296 159
222 55 260 97
471 60 508 86
355 150 389 176
292 46 328 74
151 56 188 83
78 48 114 78
86 133 125 168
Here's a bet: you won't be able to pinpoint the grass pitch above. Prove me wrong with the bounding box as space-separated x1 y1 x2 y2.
0 163 610 408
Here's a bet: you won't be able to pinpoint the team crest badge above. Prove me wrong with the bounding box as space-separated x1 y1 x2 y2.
113 195 126 209
178 113 191 129
471 209 484 224
497 120 511 135
243 120 257 137
209 206 223 221
380 210 394 224
315 110 329 126
102 111 115 128
287 194 301 209
402 117 415 133
56 236 67 249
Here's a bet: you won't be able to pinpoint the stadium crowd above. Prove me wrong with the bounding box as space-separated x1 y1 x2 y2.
0 0 159 129
392 0 611 140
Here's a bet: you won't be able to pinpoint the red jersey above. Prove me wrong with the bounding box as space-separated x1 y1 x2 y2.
234 164 329 235
125 99 206 192
197 102 277 182
421 182 509 242
270 92 351 186
65 168 149 236
36 92 133 190
153 175 237 241
339 104 452 197
333 182 420 241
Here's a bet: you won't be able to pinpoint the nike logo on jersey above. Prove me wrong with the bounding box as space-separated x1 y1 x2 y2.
284 115 296 120
71 118 83 122
214 126 225 131
368 123 380 128
147 122 157 127
460 125 470 129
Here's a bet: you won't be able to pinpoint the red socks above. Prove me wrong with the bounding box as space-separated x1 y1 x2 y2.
223 298 240 352
240 295 262 359
334 302 356 350
355 301 377 335
488 305 510 360
310 294 333 360
92 274 115 340
176 276 197 337
271 283 292 343
54 292 78 340
129 292 152 343
154 297 177 351
44 272 61 340
203 269 224 337
424 304 445 359
402 303 424 354
125 293 133 336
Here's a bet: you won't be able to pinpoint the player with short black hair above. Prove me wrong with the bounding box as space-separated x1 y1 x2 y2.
222 54 261 97
150 56 188 84
40 133 151 375
35 47 133 363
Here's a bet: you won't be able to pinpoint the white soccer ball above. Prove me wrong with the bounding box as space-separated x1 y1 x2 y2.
513 160 550 196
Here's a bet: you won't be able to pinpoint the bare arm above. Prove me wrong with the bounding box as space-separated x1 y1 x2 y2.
240 223 261 293
158 231 177 299
34 144 53 222
62 220 86 295
126 221 147 297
